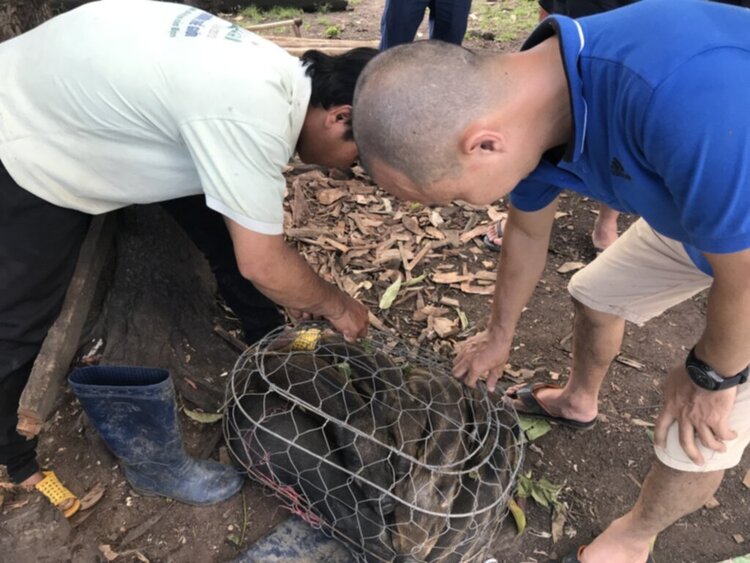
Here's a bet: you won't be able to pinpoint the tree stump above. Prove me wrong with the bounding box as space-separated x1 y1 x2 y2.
93 205 241 413
0 0 54 41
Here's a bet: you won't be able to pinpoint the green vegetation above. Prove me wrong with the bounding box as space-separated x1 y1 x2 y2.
466 0 538 42
239 5 303 25
324 25 341 39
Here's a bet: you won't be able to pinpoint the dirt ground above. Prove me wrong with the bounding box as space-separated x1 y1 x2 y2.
1 1 748 562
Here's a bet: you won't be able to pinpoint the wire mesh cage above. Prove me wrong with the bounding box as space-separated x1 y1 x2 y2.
224 323 524 562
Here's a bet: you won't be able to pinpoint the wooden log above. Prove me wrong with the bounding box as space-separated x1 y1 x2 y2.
16 214 116 439
284 46 377 56
264 35 378 47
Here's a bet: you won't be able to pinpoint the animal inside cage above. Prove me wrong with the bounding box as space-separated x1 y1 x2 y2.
224 325 524 562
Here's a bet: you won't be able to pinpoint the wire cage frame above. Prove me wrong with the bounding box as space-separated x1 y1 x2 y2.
224 323 524 562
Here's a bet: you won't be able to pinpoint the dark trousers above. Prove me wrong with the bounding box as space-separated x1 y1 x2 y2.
161 196 283 344
0 164 91 483
0 164 282 483
379 0 472 49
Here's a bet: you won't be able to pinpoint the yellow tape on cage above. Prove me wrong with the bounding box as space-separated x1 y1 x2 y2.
291 328 322 351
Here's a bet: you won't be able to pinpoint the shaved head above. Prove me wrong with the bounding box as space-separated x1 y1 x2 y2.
353 41 497 188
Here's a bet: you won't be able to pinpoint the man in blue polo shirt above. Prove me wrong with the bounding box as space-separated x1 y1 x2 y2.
352 0 750 560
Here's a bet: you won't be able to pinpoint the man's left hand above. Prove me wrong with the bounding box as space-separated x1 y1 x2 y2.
654 364 738 465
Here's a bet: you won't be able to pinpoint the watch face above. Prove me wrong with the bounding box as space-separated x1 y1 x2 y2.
687 365 716 390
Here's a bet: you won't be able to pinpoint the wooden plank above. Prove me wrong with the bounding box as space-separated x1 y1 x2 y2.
245 18 302 32
261 35 379 56
16 214 116 439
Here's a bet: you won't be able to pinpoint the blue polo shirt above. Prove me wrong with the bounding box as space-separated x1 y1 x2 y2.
509 0 750 275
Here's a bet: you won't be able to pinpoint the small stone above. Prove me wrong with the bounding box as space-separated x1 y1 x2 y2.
733 533 744 544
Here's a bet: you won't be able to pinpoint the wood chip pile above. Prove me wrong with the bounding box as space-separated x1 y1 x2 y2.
282 164 507 356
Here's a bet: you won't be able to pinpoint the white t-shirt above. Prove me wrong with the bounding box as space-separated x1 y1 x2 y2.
0 0 311 234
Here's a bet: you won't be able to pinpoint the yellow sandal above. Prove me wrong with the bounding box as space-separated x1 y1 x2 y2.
34 471 81 518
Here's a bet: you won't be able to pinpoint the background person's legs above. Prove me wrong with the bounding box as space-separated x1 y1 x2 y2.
161 196 284 344
0 161 91 485
592 203 620 251
379 0 429 49
429 0 472 44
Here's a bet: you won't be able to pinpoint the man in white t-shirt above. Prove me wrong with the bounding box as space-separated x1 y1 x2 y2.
0 0 376 511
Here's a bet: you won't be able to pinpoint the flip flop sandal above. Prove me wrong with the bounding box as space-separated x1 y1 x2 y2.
507 382 597 430
34 471 81 518
482 219 506 252
560 545 655 562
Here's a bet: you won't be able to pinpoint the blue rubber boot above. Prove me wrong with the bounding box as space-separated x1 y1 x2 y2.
69 365 243 506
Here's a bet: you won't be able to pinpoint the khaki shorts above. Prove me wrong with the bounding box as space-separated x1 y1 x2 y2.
568 218 750 472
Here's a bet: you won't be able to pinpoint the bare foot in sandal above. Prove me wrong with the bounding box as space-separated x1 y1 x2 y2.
505 381 598 428
26 471 81 518
483 218 507 252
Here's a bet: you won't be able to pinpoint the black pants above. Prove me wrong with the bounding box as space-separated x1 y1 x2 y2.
0 162 282 483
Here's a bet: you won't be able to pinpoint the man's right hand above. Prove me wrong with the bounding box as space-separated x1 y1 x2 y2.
323 292 369 342
225 218 369 341
452 329 512 392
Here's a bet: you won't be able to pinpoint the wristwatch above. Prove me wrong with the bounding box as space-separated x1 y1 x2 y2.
685 347 749 391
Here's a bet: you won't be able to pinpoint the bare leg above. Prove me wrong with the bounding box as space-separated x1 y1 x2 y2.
509 298 625 423
592 204 620 250
19 471 43 489
581 461 724 563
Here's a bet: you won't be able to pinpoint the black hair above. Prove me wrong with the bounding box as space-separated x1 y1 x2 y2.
301 48 379 139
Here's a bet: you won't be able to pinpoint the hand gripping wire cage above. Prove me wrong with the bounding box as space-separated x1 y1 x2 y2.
224 324 524 562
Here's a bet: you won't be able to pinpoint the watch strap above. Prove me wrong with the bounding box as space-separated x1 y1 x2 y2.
686 347 749 391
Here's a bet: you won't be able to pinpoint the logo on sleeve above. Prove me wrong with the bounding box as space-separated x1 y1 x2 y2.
610 158 632 180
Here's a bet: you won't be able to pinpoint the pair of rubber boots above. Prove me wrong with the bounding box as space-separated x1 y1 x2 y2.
69 366 243 506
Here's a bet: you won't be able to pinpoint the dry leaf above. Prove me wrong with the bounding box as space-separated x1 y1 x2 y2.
402 216 423 236
424 226 445 240
615 356 646 370
459 224 488 244
630 418 655 428
557 261 586 274
460 282 495 295
474 270 496 281
431 317 458 338
551 506 566 544
414 305 450 322
184 408 223 424
733 534 744 544
432 272 472 284
80 482 106 511
429 210 444 227
368 311 388 332
317 188 347 205
99 545 118 562
743 468 750 489
456 309 469 331
374 248 401 266
439 296 460 307
342 277 361 297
